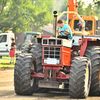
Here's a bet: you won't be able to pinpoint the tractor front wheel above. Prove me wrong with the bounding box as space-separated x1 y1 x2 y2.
14 53 40 95
69 57 91 98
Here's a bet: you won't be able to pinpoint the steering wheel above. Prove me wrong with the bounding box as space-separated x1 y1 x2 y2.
58 35 68 39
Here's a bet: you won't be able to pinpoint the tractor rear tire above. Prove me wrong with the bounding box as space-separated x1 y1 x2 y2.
21 43 41 53
14 53 42 95
30 44 49 93
69 57 91 98
84 46 100 95
16 43 22 51
21 45 30 53
30 44 42 58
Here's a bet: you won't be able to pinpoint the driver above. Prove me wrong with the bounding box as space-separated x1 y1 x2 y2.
57 19 72 40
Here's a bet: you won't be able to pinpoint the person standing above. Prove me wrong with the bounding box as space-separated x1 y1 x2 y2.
9 38 16 64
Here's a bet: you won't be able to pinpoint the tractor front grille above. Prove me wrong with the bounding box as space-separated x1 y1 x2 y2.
43 39 62 45
43 46 61 64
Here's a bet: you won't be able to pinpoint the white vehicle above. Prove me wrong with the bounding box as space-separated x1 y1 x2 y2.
0 31 15 58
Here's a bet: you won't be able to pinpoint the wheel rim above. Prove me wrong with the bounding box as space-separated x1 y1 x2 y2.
30 63 34 87
85 66 89 91
99 66 100 80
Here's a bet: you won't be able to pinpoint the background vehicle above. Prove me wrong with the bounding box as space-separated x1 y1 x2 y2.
58 0 100 45
24 31 41 45
0 31 14 58
67 0 100 36
16 31 41 51
0 30 41 58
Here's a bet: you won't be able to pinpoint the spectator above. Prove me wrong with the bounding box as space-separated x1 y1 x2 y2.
9 38 16 64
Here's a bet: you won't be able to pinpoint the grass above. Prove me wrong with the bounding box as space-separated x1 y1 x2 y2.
0 56 16 67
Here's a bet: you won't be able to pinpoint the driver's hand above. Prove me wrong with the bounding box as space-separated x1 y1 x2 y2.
59 33 61 35
58 30 61 33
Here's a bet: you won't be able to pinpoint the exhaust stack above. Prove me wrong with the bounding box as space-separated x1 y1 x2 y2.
53 11 57 37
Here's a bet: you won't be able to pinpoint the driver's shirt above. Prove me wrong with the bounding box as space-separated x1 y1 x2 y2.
59 24 72 39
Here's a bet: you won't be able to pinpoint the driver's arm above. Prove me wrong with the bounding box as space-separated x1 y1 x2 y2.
58 30 61 35
63 29 70 35
58 30 61 33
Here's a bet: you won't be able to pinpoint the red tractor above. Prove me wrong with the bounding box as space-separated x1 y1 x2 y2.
14 11 100 98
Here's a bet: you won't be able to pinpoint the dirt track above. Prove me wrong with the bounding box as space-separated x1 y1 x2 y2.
0 68 100 100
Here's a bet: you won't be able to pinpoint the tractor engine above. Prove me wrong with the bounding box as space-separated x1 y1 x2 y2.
38 38 72 89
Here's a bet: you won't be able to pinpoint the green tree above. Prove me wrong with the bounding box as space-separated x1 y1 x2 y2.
93 0 100 5
92 0 100 19
59 0 68 12
84 3 92 16
77 0 100 19
77 0 85 15
0 0 53 33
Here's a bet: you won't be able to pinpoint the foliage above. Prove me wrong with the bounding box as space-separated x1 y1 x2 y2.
92 0 100 19
77 0 100 19
57 0 68 12
84 3 92 16
93 0 100 5
0 0 53 33
0 56 15 67
1 0 100 33
77 0 85 15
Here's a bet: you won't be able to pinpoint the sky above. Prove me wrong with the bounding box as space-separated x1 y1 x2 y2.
77 0 93 7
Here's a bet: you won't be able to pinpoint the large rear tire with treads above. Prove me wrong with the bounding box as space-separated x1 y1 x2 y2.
69 57 91 98
84 46 100 95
